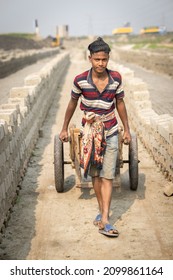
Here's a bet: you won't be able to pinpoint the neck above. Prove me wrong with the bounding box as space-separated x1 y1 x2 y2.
92 68 107 79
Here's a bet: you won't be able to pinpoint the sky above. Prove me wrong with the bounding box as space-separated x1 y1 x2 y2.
0 0 173 38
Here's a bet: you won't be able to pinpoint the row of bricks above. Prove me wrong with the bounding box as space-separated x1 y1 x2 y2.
0 48 60 78
112 47 173 78
113 62 173 181
0 51 70 230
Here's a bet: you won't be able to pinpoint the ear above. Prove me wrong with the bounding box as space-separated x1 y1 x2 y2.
88 55 92 62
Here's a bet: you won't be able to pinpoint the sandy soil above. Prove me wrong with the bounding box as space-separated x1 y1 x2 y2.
0 42 173 260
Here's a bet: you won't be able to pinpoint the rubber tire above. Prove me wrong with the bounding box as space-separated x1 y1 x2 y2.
115 149 120 176
54 134 64 193
114 151 121 188
129 132 138 191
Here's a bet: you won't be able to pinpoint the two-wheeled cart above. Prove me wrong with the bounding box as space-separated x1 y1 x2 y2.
54 125 139 193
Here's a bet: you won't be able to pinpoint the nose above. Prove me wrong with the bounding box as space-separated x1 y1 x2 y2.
98 59 103 66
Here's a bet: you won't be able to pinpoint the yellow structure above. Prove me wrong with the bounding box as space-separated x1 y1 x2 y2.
112 27 133 35
51 35 60 47
140 27 160 34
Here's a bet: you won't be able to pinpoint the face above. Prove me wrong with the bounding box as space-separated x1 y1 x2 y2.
89 51 109 74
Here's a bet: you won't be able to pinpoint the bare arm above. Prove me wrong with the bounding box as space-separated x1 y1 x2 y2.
59 97 78 142
116 98 131 143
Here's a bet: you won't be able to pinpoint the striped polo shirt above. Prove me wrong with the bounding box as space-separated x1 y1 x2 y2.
71 68 124 137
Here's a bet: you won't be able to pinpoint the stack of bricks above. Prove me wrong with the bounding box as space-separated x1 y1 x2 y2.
0 51 70 231
0 47 60 78
110 60 173 184
112 46 173 77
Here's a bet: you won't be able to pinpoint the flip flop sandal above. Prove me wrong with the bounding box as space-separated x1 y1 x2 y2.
99 223 119 237
93 214 102 226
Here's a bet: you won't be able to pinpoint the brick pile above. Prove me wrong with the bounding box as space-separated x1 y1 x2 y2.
0 51 70 231
111 61 173 184
112 46 173 77
0 47 60 78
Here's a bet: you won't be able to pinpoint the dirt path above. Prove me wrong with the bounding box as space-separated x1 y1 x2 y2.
0 48 173 260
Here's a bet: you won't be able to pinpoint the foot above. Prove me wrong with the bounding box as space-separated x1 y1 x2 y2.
93 214 102 226
99 223 119 237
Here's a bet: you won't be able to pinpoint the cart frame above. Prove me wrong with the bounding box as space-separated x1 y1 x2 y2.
54 125 139 193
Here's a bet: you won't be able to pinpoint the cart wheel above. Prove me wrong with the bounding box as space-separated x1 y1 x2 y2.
114 151 121 191
115 154 120 177
54 134 64 192
129 132 138 191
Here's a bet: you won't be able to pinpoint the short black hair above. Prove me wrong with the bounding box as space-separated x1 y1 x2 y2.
88 37 111 54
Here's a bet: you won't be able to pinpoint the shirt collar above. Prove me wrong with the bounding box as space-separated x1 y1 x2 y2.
87 68 114 85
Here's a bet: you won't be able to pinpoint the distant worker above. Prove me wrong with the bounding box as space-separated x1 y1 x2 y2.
59 37 131 237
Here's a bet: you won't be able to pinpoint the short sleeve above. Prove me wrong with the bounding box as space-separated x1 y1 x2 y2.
115 74 124 99
71 76 82 100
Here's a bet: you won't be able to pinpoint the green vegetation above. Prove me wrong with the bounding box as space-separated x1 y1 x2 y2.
111 33 173 52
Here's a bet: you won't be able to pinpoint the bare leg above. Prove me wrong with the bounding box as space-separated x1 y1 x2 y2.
92 177 112 220
100 178 113 224
92 177 119 236
92 177 112 222
92 176 102 213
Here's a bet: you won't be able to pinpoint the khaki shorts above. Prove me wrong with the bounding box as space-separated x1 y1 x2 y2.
89 134 118 179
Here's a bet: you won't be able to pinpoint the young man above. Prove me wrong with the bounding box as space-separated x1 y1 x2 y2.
59 37 131 237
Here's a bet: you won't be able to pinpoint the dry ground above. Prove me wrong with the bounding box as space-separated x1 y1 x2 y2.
0 45 173 260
